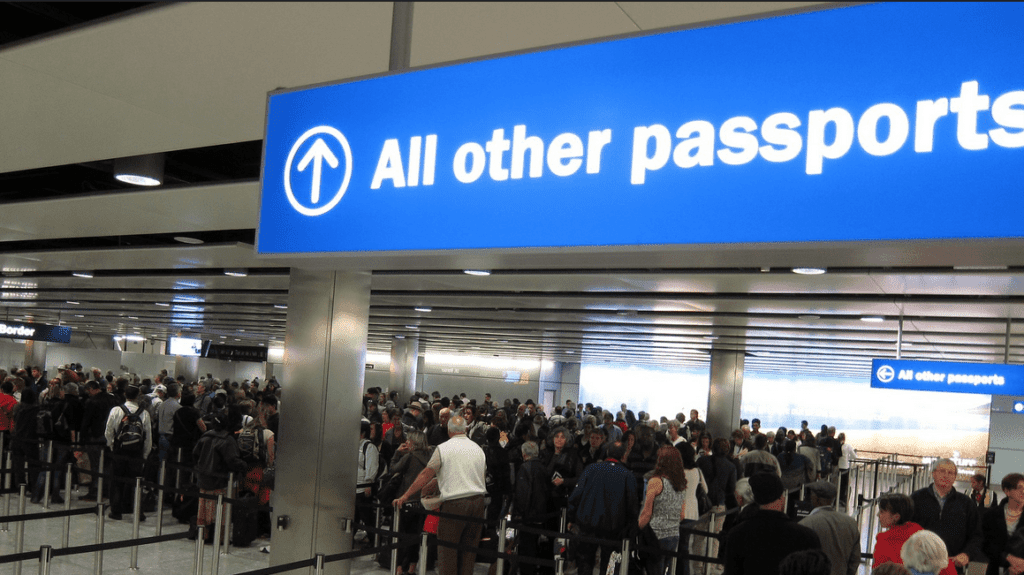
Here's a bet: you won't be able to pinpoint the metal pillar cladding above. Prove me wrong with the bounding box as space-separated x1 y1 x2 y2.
269 270 371 575
706 350 744 442
23 339 46 374
389 336 419 407
174 355 199 384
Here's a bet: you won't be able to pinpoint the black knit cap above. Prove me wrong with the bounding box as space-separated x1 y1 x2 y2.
749 472 785 505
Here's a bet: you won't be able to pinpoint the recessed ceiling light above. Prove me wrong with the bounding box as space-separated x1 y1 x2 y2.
74 314 85 318
704 335 719 340
415 306 432 312
155 302 169 307
72 271 93 278
798 314 820 320
258 342 265 346
274 304 287 309
234 338 242 341
128 316 138 319
567 350 575 354
860 315 885 322
174 236 204 245
114 153 164 186
395 335 405 339
219 336 226 339
66 300 79 305
224 269 248 277
405 325 418 330
463 269 491 276
792 267 827 275
902 341 914 347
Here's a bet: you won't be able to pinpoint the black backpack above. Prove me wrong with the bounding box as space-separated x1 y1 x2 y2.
36 401 69 439
114 404 146 454
817 445 833 476
237 425 265 465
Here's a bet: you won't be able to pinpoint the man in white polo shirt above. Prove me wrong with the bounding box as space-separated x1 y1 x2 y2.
395 414 486 575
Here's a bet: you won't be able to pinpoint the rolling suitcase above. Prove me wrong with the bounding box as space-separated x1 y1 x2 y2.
231 491 259 547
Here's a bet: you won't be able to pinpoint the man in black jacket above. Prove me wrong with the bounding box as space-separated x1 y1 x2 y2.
513 441 551 575
911 458 982 572
568 441 638 575
724 473 821 575
78 380 118 501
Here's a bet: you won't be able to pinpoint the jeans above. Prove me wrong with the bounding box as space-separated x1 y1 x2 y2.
647 535 679 575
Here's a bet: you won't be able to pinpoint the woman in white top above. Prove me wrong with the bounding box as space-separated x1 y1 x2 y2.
797 430 821 482
837 432 856 506
678 441 707 575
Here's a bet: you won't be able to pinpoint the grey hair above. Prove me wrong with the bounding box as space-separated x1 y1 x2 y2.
448 414 468 435
900 530 949 574
406 430 429 452
521 441 539 460
735 478 754 506
932 458 957 473
667 419 680 430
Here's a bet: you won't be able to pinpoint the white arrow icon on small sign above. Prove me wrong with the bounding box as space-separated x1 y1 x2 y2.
297 138 339 204
283 126 353 217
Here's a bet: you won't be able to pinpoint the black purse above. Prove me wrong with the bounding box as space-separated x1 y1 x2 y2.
376 471 404 504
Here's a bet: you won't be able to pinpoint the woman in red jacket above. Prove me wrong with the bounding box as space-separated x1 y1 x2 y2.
873 493 955 575
873 493 923 568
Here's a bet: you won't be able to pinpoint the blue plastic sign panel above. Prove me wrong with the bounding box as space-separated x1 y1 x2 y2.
870 359 1024 396
258 3 1024 255
0 322 71 344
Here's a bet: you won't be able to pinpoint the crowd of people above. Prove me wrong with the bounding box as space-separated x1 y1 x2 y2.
1 365 1021 575
361 388 1022 575
0 363 280 540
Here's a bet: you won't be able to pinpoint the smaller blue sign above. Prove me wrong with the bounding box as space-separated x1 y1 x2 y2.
870 358 1024 396
0 322 71 344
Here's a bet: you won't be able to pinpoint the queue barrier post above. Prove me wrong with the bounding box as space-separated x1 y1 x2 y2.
15 483 27 575
314 552 325 575
224 472 234 554
194 525 205 575
130 477 142 568
97 450 105 505
3 451 13 531
38 544 53 575
669 536 678 575
62 462 73 548
703 510 717 575
390 505 400 575
175 448 182 494
619 536 630 575
556 556 565 575
212 494 225 575
496 514 507 575
557 507 568 561
374 504 383 548
93 503 105 575
155 460 166 537
42 440 53 510
417 531 428 575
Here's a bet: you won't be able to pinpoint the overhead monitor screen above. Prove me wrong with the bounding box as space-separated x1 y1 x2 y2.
168 336 203 357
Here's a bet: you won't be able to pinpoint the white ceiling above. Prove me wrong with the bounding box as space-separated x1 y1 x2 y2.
2 2 1024 378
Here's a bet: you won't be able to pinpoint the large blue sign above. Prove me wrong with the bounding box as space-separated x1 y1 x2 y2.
258 3 1024 255
870 359 1024 396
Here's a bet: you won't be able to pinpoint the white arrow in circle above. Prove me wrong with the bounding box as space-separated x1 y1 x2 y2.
297 138 339 204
